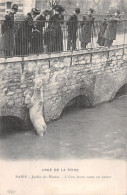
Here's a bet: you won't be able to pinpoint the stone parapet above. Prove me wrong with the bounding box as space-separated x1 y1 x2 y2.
0 46 127 134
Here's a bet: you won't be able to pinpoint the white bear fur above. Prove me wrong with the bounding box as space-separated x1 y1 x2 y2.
24 79 46 136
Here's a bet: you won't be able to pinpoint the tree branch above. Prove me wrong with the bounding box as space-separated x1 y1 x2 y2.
67 0 71 4
92 0 102 6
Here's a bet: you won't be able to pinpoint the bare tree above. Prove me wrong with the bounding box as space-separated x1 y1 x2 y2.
47 0 61 9
92 0 102 12
92 0 102 7
92 0 111 13
66 0 77 7
84 0 89 10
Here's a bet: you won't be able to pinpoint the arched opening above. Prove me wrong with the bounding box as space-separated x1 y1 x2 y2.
115 83 127 98
0 116 28 137
61 95 91 116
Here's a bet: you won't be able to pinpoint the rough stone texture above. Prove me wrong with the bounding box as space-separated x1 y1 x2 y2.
0 47 127 132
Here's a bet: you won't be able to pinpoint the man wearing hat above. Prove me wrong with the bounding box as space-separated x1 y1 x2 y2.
26 8 41 54
67 8 80 51
44 5 65 52
15 8 40 55
79 8 95 49
33 10 50 53
103 10 121 48
1 4 18 56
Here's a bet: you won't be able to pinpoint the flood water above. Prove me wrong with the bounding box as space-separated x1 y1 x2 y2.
0 95 127 161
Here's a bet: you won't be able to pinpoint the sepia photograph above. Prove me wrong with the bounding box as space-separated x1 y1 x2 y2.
0 0 127 194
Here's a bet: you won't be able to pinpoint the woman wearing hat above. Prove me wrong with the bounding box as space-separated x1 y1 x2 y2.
44 5 65 52
1 4 18 56
103 10 121 48
80 8 95 49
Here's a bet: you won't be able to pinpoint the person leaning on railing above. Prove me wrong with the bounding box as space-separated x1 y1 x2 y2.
1 4 18 57
15 8 40 55
33 9 50 54
97 18 108 46
67 8 80 51
103 10 121 48
44 5 65 52
79 8 95 49
24 8 40 54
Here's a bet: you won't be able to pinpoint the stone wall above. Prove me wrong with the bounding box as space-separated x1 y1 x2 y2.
0 46 127 126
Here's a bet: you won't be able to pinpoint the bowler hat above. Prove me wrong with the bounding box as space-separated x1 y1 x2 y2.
115 10 120 14
43 9 51 15
54 5 65 13
75 8 80 14
11 4 18 11
89 8 94 13
31 8 40 15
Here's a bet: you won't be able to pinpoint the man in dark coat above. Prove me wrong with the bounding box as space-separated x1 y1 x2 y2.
33 10 49 53
97 18 107 46
44 5 65 52
1 4 18 57
80 8 95 49
67 8 80 51
25 8 40 54
103 10 120 48
15 8 39 55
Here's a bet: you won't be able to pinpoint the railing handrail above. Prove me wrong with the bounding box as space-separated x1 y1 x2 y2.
0 18 126 58
0 19 127 22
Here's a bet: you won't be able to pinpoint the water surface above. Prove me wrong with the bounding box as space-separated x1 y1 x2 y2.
0 95 127 160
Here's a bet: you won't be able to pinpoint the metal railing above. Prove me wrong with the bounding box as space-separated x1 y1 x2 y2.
0 19 127 58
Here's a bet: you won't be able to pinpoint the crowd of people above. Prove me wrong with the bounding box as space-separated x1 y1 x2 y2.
1 3 121 57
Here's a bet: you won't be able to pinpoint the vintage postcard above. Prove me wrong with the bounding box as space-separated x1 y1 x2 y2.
0 0 127 194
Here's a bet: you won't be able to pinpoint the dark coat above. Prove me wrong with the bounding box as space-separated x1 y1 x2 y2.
32 14 46 53
34 14 46 31
15 12 35 55
44 14 64 52
97 19 107 46
80 15 95 44
1 12 15 56
24 12 35 41
67 14 78 38
103 16 120 40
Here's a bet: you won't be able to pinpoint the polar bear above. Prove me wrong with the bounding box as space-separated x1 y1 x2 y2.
24 79 46 136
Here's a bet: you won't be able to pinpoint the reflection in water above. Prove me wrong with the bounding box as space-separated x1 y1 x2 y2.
0 95 127 160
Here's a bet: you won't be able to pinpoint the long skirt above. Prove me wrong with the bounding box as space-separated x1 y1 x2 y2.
104 38 113 47
80 26 92 45
2 28 14 57
31 32 44 54
44 28 63 53
97 34 105 46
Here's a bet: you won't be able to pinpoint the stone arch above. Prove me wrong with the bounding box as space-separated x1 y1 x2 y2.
110 78 127 101
0 115 24 136
61 95 92 114
56 89 92 119
0 107 28 122
115 83 127 97
44 81 95 122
